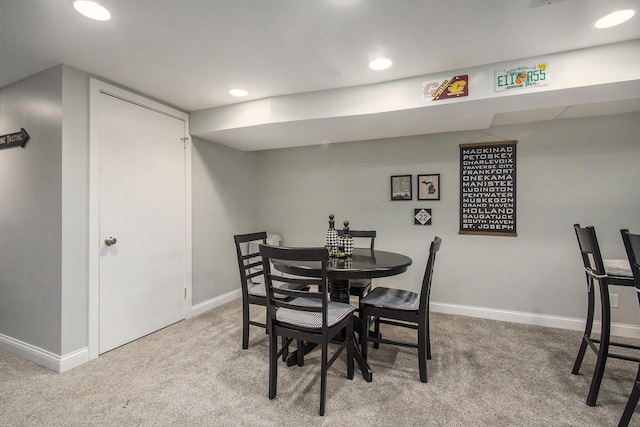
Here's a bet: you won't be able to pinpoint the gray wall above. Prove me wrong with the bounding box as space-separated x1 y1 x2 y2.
60 66 90 354
255 113 640 324
0 65 64 354
191 136 258 304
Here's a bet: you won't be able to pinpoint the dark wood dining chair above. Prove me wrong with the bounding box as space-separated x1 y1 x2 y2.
234 232 307 351
571 224 640 406
360 236 441 383
618 229 640 427
259 244 355 416
337 229 376 302
234 232 270 349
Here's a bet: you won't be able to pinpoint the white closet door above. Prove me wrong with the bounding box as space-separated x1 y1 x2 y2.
98 92 186 354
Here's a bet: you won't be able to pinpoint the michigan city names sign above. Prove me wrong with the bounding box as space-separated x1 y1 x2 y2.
459 140 517 237
0 128 30 150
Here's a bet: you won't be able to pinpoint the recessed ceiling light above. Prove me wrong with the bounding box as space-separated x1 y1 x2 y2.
72 1 111 21
369 57 392 71
229 88 249 97
593 9 635 29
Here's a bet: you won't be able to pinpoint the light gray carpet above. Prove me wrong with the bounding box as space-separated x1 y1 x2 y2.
1 299 638 426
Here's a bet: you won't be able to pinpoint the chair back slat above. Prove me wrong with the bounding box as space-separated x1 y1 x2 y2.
276 300 324 313
574 224 606 276
419 236 442 313
268 274 321 289
242 252 261 262
266 275 323 302
243 259 262 269
246 270 264 281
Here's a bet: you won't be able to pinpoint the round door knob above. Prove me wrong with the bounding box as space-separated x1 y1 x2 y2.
105 236 117 246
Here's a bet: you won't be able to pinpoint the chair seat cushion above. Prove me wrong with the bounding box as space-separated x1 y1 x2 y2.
361 287 419 311
604 259 632 278
276 297 355 329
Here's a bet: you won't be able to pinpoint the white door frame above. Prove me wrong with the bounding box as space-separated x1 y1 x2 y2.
88 78 192 361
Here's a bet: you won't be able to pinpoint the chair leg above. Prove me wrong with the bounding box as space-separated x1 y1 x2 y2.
418 317 428 383
357 298 365 345
268 328 278 400
297 339 304 367
573 276 595 375
573 337 590 375
281 336 289 362
586 281 611 407
373 317 380 349
618 364 640 427
361 311 370 360
588 348 610 407
242 301 250 349
347 320 355 380
353 284 370 321
426 311 432 360
319 339 328 416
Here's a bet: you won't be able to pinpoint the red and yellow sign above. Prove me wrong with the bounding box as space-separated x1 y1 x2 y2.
422 75 469 101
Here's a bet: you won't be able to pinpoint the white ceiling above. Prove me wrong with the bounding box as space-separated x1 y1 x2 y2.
2 0 640 150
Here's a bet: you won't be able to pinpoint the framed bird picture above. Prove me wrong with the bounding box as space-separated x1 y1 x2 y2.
417 174 440 200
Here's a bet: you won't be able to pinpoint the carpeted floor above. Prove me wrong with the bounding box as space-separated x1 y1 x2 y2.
1 298 638 426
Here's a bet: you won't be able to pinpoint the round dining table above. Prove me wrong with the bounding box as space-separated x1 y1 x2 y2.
272 247 413 381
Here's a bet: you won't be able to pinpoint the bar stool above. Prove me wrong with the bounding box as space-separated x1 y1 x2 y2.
571 224 640 407
617 229 640 426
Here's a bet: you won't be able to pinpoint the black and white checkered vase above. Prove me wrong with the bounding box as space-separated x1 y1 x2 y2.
326 228 339 255
339 235 354 257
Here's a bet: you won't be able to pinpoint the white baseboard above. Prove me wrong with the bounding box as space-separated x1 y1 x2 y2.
3 298 638 374
0 334 88 373
190 289 241 317
0 290 241 373
431 302 640 339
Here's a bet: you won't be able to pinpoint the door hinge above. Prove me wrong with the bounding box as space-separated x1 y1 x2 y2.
180 137 189 149
184 288 187 299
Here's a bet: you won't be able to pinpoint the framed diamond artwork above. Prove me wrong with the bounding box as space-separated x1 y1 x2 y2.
414 208 432 225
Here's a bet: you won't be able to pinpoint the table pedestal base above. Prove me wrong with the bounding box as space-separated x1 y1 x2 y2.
329 278 350 303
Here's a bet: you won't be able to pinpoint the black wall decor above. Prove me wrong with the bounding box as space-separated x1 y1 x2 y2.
459 140 517 236
414 208 432 225
390 175 412 201
0 128 30 150
417 174 440 200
